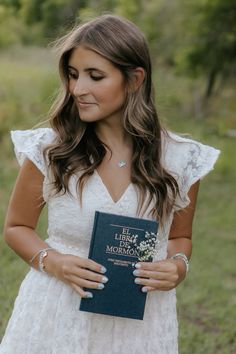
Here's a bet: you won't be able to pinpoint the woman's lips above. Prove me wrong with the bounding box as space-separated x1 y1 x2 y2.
78 101 96 108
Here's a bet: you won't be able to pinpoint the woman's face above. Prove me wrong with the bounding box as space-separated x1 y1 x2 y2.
68 45 126 124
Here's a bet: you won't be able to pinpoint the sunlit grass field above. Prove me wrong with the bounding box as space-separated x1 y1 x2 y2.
0 47 235 353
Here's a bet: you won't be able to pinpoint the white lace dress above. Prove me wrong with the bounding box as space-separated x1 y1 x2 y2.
0 128 220 354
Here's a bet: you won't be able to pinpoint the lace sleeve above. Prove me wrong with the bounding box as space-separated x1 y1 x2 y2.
163 132 221 210
11 128 55 176
177 140 220 209
11 128 56 202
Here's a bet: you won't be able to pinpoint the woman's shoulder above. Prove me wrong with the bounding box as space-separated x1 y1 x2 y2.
161 129 220 209
11 127 56 146
161 130 220 166
11 127 56 176
162 130 207 149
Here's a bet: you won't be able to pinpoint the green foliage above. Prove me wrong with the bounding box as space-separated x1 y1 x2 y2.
0 0 21 8
41 0 82 37
0 5 23 47
1 0 235 97
115 0 140 20
179 0 236 97
187 0 236 74
20 0 46 24
0 47 58 137
18 0 85 42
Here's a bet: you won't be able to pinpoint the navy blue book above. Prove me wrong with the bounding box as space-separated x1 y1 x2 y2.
79 211 158 320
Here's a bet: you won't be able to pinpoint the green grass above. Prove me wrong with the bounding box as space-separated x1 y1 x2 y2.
0 46 236 353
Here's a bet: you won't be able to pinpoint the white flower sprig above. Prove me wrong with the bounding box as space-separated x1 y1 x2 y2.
132 231 159 261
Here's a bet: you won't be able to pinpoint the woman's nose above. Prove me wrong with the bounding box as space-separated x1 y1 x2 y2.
73 77 88 97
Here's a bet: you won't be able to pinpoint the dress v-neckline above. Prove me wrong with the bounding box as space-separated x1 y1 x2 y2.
94 169 132 204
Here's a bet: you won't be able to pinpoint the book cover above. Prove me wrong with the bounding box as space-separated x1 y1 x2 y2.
79 211 158 320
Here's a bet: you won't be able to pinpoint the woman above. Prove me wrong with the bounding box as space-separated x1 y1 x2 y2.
0 14 220 353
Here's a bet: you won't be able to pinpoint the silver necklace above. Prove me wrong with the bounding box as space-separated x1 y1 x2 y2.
118 160 126 168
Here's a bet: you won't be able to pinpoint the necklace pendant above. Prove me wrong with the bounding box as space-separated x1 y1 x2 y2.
118 160 126 168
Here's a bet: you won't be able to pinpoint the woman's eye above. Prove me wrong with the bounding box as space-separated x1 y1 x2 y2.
68 72 78 80
90 75 104 81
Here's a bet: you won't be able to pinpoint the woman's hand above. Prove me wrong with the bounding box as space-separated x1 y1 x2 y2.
134 182 200 293
133 258 187 292
45 251 108 298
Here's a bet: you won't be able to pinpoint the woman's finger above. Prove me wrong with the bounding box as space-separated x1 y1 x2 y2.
69 274 107 290
71 283 93 298
73 267 109 284
135 260 176 272
141 285 175 292
134 277 176 290
58 256 107 278
133 268 174 281
74 256 107 274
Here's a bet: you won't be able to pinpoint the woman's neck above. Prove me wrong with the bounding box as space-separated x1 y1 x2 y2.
94 120 132 151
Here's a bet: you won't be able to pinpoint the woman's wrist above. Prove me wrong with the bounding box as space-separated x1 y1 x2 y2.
169 253 190 281
29 246 60 276
171 253 189 273
172 257 187 282
42 250 62 277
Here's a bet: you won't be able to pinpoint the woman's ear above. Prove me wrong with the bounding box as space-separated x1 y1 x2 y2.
130 67 145 92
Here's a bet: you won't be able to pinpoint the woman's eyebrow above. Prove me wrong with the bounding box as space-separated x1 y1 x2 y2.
68 65 77 71
84 67 106 74
68 65 106 74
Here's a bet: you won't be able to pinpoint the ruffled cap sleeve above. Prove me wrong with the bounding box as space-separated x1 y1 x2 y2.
11 128 55 176
163 132 221 210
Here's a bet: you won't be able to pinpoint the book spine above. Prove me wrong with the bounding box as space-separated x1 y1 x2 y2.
88 211 100 259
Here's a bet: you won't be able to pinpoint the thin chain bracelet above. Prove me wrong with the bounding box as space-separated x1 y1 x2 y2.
170 253 189 273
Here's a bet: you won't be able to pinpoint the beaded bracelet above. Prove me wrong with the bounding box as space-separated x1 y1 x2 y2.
170 253 189 273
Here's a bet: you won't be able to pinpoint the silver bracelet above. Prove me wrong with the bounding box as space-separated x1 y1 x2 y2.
170 253 189 273
38 249 53 273
29 247 53 264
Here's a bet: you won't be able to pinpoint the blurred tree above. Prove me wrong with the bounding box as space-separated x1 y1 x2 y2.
20 0 45 24
19 0 87 42
138 0 182 65
184 0 236 98
0 3 23 47
0 0 21 9
41 0 86 38
115 0 140 20
77 0 116 21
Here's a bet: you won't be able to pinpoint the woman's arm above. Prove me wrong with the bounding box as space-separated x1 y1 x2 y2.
167 180 200 282
3 158 50 268
4 159 108 298
133 181 200 292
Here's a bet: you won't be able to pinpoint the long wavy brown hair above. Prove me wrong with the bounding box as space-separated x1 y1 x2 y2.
44 14 180 222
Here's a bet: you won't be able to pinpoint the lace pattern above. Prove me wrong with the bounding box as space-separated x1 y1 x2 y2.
11 128 56 202
163 132 220 209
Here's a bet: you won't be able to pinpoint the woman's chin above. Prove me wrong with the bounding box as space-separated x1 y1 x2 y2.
79 115 101 123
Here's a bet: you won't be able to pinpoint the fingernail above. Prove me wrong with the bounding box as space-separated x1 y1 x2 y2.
142 287 148 293
101 276 109 283
85 292 93 298
133 270 140 276
97 283 105 290
134 278 141 284
135 263 141 269
100 266 107 274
